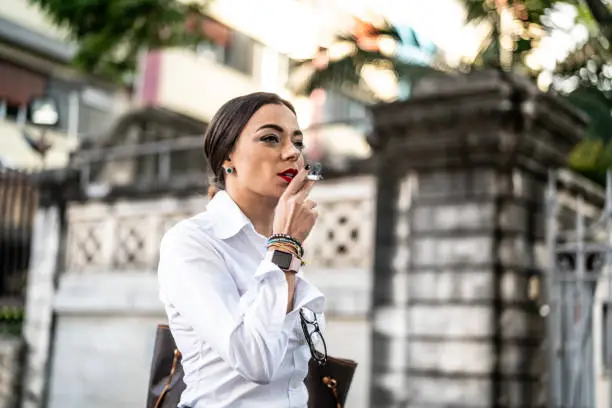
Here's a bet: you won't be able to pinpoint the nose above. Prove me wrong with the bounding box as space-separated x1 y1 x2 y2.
281 140 300 162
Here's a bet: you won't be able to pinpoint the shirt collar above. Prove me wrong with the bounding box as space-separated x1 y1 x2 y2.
206 190 253 240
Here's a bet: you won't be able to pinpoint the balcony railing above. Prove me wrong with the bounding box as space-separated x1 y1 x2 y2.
65 175 375 274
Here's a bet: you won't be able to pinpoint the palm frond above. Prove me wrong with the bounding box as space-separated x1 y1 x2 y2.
297 57 363 96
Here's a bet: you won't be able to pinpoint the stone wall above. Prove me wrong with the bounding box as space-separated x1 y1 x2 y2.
46 273 163 408
21 206 61 408
0 337 22 408
368 70 587 407
41 176 376 408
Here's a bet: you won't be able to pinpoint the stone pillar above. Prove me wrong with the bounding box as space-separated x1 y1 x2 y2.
21 170 76 408
367 70 587 407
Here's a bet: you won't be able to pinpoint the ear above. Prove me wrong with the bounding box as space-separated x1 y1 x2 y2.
222 157 232 169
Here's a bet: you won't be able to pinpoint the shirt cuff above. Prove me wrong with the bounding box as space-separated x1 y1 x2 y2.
248 259 325 331
252 259 286 282
289 274 325 316
253 260 325 314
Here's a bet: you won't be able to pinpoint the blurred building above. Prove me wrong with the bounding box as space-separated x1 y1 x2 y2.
128 0 377 176
0 0 128 171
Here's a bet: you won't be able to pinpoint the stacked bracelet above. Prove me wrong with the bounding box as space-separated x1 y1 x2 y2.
267 233 304 258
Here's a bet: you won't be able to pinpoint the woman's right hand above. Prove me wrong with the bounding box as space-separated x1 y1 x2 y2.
272 168 318 243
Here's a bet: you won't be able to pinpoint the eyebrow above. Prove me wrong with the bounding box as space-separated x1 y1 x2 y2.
256 123 302 137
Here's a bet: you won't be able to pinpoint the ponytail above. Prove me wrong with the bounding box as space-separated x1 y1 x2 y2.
207 184 218 200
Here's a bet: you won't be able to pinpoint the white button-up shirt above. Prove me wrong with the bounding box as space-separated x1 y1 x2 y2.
157 190 325 408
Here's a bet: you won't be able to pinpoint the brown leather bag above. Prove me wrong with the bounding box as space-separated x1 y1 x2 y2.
147 314 357 408
300 309 358 408
146 324 185 408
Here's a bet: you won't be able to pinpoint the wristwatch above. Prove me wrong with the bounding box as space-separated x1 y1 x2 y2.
265 249 302 272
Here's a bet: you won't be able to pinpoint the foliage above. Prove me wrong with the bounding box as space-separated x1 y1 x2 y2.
29 0 211 83
289 17 442 101
461 0 612 184
462 0 556 70
566 82 612 184
0 305 24 337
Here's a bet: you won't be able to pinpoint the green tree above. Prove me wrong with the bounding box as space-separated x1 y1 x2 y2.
30 0 212 83
461 0 556 71
460 0 612 184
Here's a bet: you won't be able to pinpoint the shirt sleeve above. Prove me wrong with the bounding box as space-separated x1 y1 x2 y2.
157 223 324 385
294 272 326 333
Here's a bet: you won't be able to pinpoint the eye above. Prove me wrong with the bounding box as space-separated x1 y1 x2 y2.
261 134 280 144
293 140 305 150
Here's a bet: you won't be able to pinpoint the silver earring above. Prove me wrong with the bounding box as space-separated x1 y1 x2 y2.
225 167 233 174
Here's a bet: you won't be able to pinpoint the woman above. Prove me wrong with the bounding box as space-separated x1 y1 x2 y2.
157 92 325 408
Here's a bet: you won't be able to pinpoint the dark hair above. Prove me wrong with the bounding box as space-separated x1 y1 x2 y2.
204 92 296 199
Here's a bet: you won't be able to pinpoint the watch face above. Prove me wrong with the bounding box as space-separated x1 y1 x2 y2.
271 250 292 269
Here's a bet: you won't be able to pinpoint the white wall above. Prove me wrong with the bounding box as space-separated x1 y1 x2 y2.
46 272 372 408
0 121 77 170
156 49 261 123
324 317 371 408
47 315 161 408
46 273 163 408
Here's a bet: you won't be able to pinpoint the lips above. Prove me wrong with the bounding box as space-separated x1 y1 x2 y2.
278 168 298 183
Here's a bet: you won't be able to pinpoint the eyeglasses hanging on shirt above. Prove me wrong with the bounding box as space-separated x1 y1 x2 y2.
299 308 358 408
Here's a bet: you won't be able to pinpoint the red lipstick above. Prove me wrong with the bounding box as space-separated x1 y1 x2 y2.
277 168 298 183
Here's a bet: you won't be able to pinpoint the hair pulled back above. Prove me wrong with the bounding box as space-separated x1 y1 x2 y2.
203 92 296 199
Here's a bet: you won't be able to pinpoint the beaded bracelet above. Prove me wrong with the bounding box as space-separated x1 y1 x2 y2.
267 240 302 259
268 237 303 257
268 233 304 257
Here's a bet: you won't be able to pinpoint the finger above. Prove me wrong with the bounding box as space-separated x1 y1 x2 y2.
281 168 308 198
294 179 315 202
304 199 317 210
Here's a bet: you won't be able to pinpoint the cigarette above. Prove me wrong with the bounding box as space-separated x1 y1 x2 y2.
307 174 323 181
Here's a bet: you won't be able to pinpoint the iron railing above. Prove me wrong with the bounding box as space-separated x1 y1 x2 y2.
0 166 38 334
546 169 612 408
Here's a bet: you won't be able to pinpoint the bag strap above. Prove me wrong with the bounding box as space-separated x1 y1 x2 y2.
154 348 181 408
299 309 342 408
322 377 341 408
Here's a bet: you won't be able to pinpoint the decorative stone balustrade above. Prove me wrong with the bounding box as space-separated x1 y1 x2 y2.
65 176 376 274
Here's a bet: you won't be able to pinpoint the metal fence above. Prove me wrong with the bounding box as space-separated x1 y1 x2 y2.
546 169 612 408
0 167 38 334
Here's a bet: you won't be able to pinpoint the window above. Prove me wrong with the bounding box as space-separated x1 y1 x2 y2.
224 31 255 75
0 60 47 123
196 42 226 63
195 20 257 77
0 101 25 123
